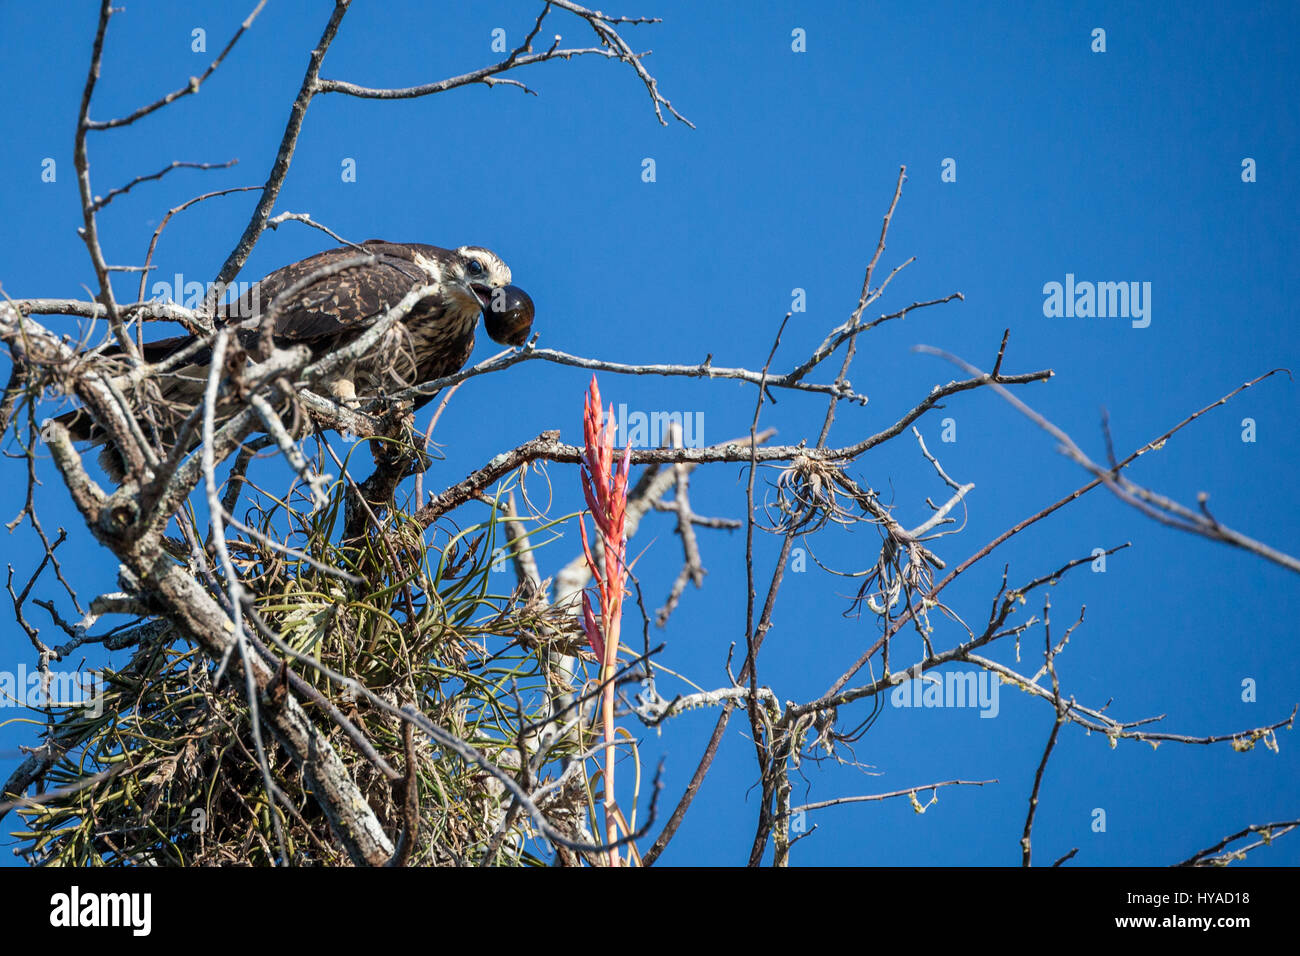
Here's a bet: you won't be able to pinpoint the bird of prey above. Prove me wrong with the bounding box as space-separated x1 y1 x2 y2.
57 240 535 478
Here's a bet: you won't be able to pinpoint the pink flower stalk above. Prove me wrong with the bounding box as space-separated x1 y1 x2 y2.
578 374 631 865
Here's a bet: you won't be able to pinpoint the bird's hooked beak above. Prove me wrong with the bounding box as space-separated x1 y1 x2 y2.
478 284 535 346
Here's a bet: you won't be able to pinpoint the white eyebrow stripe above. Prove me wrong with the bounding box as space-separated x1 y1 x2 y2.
455 247 511 285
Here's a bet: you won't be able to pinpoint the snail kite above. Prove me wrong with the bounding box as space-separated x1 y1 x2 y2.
57 240 535 477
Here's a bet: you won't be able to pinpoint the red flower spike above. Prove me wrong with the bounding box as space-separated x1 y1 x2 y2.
579 375 631 866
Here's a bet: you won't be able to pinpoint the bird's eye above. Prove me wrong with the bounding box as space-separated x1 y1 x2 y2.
466 260 485 278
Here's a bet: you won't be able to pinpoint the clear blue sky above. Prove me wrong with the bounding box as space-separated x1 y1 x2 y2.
1 0 1296 866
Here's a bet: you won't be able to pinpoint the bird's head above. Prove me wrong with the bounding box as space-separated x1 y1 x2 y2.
451 246 535 346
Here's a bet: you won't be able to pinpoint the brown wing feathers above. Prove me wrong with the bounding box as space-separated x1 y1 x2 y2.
51 240 534 477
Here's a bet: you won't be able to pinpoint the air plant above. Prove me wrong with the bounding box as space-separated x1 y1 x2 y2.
578 375 631 866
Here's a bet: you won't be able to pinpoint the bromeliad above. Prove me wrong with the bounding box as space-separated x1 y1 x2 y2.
578 375 631 866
